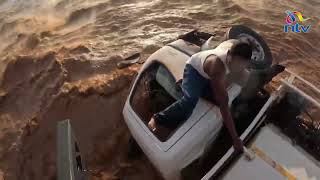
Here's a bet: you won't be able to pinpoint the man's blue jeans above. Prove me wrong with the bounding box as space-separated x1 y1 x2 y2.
154 64 212 128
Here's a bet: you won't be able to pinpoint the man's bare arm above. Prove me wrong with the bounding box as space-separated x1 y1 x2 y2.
204 56 244 152
211 76 240 140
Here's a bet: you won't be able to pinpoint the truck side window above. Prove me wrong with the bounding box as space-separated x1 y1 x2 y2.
130 62 182 141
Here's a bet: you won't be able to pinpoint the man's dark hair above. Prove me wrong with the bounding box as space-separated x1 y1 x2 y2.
230 43 252 60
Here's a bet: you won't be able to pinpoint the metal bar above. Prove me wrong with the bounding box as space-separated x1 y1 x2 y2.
57 120 88 180
201 92 278 180
166 44 192 57
57 120 75 180
285 69 320 95
287 73 296 84
251 145 297 180
281 79 320 109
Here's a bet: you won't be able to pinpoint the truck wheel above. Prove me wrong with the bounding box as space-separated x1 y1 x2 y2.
127 136 142 159
224 25 273 69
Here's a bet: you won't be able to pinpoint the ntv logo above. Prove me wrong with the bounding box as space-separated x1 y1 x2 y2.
283 10 311 33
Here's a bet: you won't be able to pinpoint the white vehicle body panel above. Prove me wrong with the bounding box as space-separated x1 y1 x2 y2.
220 125 320 180
123 83 242 180
222 154 287 180
252 125 320 180
123 40 243 180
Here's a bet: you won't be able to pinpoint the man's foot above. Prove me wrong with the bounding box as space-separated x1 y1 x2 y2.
148 117 158 132
148 117 172 140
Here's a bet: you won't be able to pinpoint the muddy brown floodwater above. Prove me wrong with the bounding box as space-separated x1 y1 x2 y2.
0 0 319 180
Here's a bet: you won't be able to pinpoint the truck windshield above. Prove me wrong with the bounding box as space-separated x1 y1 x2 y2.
130 62 182 141
155 65 181 100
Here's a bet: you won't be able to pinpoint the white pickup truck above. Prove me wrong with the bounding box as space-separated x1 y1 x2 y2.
57 26 320 180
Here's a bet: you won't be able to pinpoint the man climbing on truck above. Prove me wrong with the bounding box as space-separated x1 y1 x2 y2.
148 39 252 153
